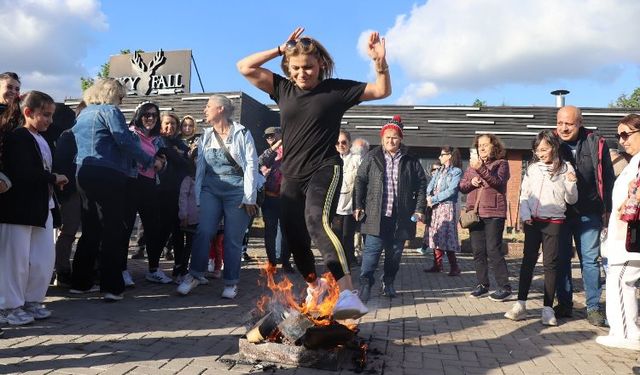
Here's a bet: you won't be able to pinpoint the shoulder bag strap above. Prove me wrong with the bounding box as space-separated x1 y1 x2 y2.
212 128 243 174
473 187 483 213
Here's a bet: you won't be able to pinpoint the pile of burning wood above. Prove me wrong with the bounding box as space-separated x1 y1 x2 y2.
240 264 365 370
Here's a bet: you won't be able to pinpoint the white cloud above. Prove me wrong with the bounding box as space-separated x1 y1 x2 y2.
0 0 107 100
372 0 640 104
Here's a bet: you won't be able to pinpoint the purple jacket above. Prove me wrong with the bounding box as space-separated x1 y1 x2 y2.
459 159 510 218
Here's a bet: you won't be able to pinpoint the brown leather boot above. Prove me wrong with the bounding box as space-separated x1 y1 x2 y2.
424 249 443 272
446 251 461 276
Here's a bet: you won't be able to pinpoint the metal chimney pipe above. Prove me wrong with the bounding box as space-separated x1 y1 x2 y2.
550 89 570 108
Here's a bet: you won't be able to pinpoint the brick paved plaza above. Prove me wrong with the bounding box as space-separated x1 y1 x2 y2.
1 238 639 375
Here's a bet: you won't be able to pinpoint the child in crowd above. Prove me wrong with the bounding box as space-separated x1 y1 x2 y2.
505 130 577 326
0 91 68 325
176 153 198 283
208 224 224 279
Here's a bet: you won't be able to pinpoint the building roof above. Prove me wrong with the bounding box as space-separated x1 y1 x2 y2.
65 92 634 152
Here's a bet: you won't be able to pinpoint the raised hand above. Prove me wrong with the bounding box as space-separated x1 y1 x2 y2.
282 27 305 49
366 32 386 62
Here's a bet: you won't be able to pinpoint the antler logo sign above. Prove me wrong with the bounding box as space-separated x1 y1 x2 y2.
130 50 167 95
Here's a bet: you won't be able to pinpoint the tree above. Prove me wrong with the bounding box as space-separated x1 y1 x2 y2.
80 49 143 91
472 98 487 107
611 87 640 109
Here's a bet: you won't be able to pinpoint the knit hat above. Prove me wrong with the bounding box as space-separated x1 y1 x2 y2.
380 115 404 138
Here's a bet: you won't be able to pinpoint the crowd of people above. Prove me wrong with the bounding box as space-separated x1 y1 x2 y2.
0 27 638 352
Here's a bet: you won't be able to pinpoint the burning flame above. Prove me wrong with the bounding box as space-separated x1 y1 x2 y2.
257 263 340 326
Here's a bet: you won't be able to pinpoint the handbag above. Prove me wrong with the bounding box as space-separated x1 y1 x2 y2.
459 188 483 229
626 221 640 253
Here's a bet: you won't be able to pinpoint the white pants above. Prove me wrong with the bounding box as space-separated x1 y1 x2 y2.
606 261 640 340
0 213 54 309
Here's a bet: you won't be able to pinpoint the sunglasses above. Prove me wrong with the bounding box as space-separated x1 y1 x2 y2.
142 112 158 119
616 130 640 141
336 140 349 145
285 37 314 52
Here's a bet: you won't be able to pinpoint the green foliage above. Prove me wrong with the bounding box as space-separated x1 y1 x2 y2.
472 98 487 107
611 87 640 109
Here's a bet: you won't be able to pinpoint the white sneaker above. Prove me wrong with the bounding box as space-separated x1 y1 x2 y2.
504 301 527 321
333 290 368 320
0 308 35 326
305 278 329 307
541 306 558 326
596 335 640 351
145 269 173 284
207 259 215 273
221 285 238 299
122 270 135 287
69 285 100 294
177 274 200 295
103 293 124 302
23 302 52 320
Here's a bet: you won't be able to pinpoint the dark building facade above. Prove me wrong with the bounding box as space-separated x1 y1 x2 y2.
65 92 633 230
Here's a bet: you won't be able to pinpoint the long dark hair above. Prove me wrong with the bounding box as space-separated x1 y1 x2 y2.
441 145 462 169
531 130 563 176
132 101 160 136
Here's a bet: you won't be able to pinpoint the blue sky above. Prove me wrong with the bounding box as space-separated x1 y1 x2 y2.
3 0 640 108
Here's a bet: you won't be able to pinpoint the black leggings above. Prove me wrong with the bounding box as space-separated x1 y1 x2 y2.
517 220 562 307
280 164 348 282
123 176 163 271
332 214 357 268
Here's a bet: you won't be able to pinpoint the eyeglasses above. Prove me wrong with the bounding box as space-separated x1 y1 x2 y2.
285 37 314 52
616 130 640 141
142 112 158 119
265 134 276 140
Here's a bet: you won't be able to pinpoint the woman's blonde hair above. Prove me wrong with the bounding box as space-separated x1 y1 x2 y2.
280 36 335 81
83 78 125 105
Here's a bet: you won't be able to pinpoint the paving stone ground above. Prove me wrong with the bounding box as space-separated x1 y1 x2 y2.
1 238 639 375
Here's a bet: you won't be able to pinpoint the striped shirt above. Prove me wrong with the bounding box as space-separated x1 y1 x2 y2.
383 150 403 217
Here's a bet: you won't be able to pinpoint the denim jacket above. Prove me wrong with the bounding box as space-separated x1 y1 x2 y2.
426 166 462 205
194 122 264 206
73 104 154 177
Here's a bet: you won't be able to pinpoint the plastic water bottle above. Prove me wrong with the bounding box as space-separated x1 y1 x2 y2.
410 213 420 223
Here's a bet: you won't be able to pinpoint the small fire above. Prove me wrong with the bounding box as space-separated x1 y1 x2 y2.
257 263 340 326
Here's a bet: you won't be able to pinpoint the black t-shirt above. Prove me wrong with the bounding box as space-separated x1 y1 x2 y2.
270 73 366 180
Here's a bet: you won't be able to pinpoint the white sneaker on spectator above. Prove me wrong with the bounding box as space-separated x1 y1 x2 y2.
145 269 173 284
103 293 124 302
305 278 329 306
541 306 558 326
122 270 135 287
0 308 35 326
177 274 200 295
207 259 215 273
596 335 640 351
504 301 527 321
333 290 368 320
23 302 51 320
69 285 100 294
221 285 238 299
196 275 209 285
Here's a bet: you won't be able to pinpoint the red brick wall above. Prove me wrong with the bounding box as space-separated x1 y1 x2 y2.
505 150 525 230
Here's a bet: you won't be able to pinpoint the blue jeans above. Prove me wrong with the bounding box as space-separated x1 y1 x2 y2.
189 187 250 285
262 196 290 266
359 226 405 286
556 214 602 311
